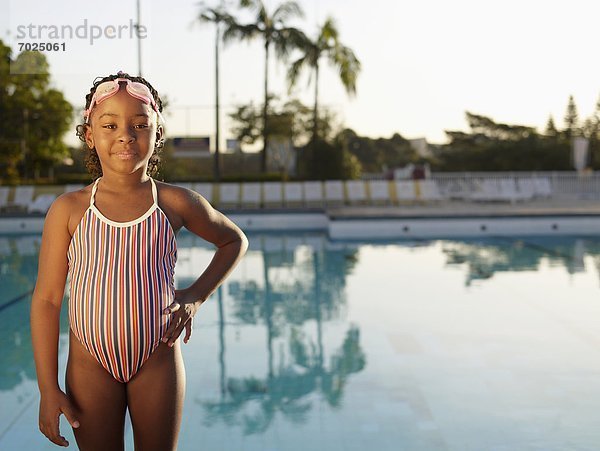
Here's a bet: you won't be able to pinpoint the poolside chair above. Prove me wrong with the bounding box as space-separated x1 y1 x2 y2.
499 179 531 203
0 187 9 211
303 181 324 207
324 180 345 206
263 182 283 208
283 182 303 208
64 184 85 193
395 180 417 203
346 180 367 205
368 180 391 205
217 183 240 209
6 186 35 212
241 182 261 209
176 182 194 191
517 178 536 200
469 179 502 202
533 177 552 198
28 194 57 214
193 183 213 203
417 179 444 202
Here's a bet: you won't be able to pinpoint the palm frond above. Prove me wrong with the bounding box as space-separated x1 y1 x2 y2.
272 26 308 59
222 22 261 44
331 44 361 96
273 1 304 23
319 17 339 46
286 55 311 92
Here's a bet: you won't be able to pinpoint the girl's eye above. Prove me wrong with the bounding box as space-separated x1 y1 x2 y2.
135 124 149 129
102 124 116 129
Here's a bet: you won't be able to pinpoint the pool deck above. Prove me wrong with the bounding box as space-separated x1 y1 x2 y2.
2 198 600 236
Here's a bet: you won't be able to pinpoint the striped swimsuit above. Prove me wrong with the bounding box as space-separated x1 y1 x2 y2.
67 177 177 383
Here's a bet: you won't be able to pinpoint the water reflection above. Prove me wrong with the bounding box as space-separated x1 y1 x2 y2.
441 236 596 285
199 235 365 435
1 232 600 397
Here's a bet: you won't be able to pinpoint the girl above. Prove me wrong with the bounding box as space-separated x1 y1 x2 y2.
30 71 248 450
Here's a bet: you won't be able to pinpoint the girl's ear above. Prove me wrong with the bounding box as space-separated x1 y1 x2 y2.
84 124 94 149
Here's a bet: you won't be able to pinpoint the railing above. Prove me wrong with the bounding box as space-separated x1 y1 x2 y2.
429 172 600 200
1 172 600 215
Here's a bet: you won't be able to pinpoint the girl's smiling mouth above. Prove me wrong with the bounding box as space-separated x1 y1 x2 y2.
114 151 138 159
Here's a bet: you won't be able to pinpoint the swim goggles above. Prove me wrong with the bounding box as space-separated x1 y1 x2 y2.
84 77 165 124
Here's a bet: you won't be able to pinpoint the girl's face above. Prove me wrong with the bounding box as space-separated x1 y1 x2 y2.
84 85 163 177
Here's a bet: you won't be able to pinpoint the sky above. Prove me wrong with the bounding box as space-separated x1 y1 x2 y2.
2 0 600 148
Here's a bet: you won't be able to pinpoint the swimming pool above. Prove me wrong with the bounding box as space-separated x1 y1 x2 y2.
2 230 600 450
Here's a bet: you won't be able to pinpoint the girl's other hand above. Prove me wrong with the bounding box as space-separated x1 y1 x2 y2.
39 389 80 447
162 289 202 347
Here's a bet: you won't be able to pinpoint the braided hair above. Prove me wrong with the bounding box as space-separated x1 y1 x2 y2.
75 71 165 179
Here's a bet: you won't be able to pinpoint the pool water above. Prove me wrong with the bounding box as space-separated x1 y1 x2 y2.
2 231 600 450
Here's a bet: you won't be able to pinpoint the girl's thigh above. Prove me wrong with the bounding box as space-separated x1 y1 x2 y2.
66 331 128 451
126 341 186 451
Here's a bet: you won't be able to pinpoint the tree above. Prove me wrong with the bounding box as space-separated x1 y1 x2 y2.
563 95 579 139
196 2 237 181
287 17 361 149
224 0 306 173
228 97 338 149
435 112 571 171
0 40 73 183
545 115 558 138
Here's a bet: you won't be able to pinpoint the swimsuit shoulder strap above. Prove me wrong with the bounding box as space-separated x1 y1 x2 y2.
90 177 101 207
150 177 158 206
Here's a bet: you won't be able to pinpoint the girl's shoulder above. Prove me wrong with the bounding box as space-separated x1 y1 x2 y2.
154 180 215 230
49 183 95 234
154 180 205 207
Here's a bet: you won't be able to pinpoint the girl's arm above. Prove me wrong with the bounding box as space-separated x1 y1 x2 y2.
30 196 80 447
161 188 248 346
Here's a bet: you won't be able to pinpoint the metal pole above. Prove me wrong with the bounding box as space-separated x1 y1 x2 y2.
214 21 221 181
136 0 142 76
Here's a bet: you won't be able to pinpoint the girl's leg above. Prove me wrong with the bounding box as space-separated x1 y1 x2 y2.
65 331 128 451
126 341 186 451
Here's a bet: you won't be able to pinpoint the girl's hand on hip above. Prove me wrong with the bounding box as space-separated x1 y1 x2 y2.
162 289 202 347
39 389 80 447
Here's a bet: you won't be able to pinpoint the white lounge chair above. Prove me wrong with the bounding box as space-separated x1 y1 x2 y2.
368 180 391 205
533 177 552 198
0 187 9 210
241 183 261 208
65 184 85 193
517 178 536 199
346 180 367 205
499 178 531 202
418 180 444 201
283 182 303 207
8 186 35 212
28 194 57 214
470 179 501 202
193 183 213 203
263 182 283 208
218 183 240 208
324 180 344 206
395 180 417 202
303 181 324 207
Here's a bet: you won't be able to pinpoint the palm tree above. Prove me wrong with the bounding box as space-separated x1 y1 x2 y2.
287 17 361 145
196 2 237 181
223 0 306 173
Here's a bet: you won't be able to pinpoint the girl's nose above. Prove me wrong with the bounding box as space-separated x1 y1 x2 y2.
118 128 136 143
